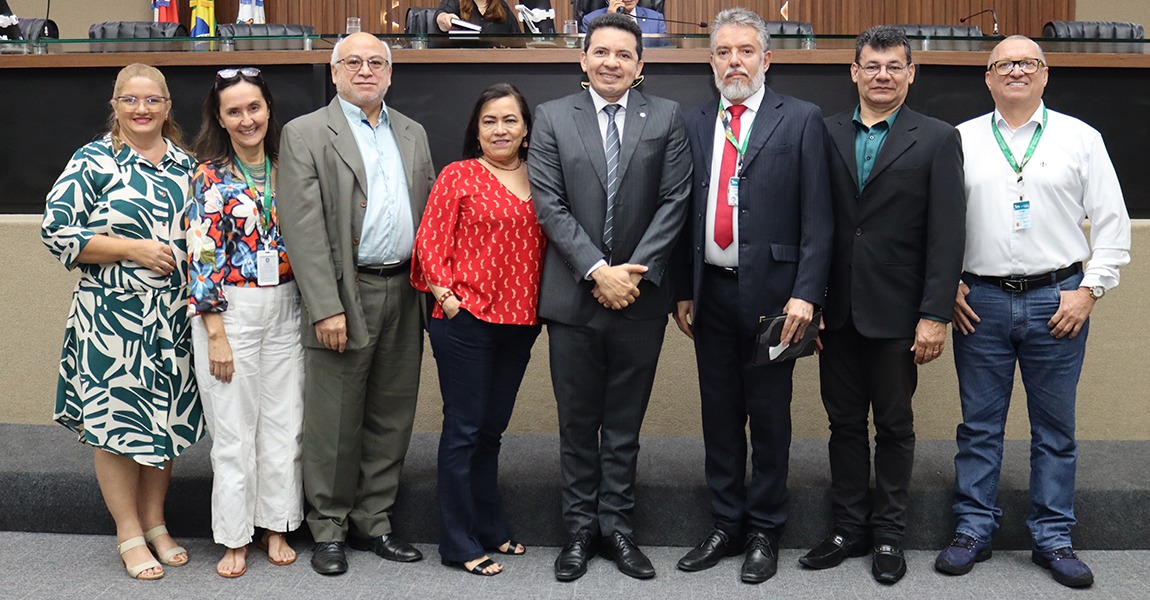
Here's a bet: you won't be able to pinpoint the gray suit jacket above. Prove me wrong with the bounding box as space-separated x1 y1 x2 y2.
277 97 435 350
529 89 692 326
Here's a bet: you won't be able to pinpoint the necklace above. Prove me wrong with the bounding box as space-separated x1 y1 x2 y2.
480 155 522 172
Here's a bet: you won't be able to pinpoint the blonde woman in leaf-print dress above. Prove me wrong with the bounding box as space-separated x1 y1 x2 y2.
41 64 204 582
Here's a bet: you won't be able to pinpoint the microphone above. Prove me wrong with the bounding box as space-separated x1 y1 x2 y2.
610 3 706 28
960 8 999 36
514 4 555 34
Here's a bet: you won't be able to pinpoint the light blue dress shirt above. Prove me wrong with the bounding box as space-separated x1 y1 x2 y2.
338 97 414 265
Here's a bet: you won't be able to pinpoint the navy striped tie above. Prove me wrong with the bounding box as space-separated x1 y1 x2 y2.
603 103 622 253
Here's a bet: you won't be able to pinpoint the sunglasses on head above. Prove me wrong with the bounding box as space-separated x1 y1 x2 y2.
216 67 262 81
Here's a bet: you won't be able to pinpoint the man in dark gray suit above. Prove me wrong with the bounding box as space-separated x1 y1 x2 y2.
528 12 692 583
278 32 435 576
801 25 965 585
672 8 832 584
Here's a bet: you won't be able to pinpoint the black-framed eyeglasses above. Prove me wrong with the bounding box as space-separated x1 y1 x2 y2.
337 56 389 72
217 67 262 80
114 95 169 109
989 58 1044 76
856 62 909 77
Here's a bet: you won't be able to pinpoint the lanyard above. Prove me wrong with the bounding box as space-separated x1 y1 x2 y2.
719 101 752 166
991 106 1047 177
235 158 274 236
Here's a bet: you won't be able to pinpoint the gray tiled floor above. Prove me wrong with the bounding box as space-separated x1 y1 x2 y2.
1 532 1145 599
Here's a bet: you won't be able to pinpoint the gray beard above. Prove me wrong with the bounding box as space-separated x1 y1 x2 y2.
714 69 764 102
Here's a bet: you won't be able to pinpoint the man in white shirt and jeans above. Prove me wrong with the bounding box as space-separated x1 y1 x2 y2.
934 35 1131 589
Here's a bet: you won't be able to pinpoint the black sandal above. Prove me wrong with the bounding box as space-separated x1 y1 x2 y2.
442 557 501 576
491 540 526 556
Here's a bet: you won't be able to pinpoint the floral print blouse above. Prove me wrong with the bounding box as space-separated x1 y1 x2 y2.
186 161 293 315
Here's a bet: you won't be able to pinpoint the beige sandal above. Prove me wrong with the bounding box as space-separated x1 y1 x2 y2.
144 525 189 566
118 536 164 580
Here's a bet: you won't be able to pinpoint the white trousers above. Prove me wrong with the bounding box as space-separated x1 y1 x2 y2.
192 281 305 548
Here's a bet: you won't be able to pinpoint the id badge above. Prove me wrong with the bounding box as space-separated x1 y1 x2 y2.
1013 200 1031 231
257 249 279 286
727 177 740 207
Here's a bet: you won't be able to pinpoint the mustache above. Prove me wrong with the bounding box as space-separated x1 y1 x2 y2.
723 66 750 79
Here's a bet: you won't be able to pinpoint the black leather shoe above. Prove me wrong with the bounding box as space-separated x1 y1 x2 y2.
348 534 423 562
600 531 656 579
310 541 348 575
741 532 778 584
799 531 870 570
554 529 597 582
677 528 741 572
872 542 907 584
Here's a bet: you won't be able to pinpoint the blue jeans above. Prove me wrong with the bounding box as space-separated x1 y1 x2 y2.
951 272 1087 551
429 310 540 562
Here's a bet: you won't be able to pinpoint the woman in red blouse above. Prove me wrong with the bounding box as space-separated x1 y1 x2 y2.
411 83 544 577
186 68 303 578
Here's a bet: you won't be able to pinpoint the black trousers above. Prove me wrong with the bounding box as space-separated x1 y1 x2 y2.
694 269 796 538
818 319 917 542
549 309 667 538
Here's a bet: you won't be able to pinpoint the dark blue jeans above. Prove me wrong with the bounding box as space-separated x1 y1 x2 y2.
428 310 540 562
951 272 1087 551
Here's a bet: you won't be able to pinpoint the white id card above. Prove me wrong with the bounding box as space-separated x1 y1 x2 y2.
257 249 279 286
1013 200 1031 231
727 176 740 206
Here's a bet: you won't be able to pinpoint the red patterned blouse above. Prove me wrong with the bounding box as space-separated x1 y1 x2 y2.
411 159 545 324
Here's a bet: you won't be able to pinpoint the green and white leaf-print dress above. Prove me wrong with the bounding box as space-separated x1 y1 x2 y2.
41 136 205 468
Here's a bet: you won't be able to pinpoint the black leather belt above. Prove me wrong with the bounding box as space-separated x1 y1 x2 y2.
967 263 1081 293
356 260 410 278
704 263 738 278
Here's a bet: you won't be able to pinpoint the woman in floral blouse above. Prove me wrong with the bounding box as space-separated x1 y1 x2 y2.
42 63 203 581
186 67 303 578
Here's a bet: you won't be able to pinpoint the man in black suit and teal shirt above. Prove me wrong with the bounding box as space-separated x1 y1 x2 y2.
672 7 832 584
799 25 965 585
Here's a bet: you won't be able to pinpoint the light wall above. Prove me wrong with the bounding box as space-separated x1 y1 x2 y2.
3 215 1148 442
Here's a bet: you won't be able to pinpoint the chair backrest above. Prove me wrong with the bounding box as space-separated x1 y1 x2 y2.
763 20 813 36
17 18 59 42
574 0 665 32
1043 20 1144 39
218 23 314 37
217 23 314 50
88 21 189 39
405 7 438 35
894 24 983 38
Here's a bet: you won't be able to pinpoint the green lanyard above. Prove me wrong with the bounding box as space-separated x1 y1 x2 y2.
719 100 752 164
235 158 273 235
991 106 1048 179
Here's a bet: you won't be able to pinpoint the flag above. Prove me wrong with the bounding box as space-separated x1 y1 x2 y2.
190 0 215 37
780 1 789 21
237 0 265 25
153 0 179 24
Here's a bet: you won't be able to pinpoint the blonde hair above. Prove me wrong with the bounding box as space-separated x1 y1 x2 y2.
107 63 190 153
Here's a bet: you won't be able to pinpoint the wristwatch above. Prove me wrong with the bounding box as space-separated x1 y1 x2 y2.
1085 285 1105 300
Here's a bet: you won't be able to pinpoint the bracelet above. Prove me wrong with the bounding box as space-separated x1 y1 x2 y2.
437 290 456 305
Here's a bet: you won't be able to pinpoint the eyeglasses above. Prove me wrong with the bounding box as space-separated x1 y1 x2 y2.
989 58 1044 76
217 67 262 80
856 62 908 77
114 96 169 109
337 56 389 72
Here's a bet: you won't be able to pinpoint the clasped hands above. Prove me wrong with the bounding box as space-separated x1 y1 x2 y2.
591 263 647 310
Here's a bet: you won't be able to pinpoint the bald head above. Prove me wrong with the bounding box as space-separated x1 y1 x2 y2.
988 35 1045 69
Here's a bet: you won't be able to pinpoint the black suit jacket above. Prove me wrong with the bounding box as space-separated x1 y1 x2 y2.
678 86 833 332
822 106 966 338
529 89 693 326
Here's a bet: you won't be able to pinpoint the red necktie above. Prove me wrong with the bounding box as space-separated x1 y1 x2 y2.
715 104 747 250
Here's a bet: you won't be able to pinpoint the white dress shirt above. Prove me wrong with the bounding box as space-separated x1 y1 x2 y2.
705 85 765 268
585 88 630 276
957 102 1131 290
